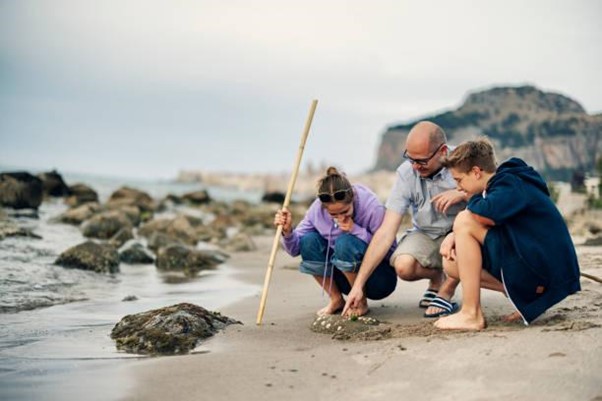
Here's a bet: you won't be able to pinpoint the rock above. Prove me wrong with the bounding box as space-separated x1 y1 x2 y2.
55 240 120 273
109 227 135 248
0 172 43 209
182 190 211 205
81 210 133 239
241 203 280 229
104 204 141 226
122 295 138 302
107 186 155 213
194 226 225 243
146 232 184 251
110 302 241 355
220 232 257 252
0 220 42 240
138 216 198 246
209 214 237 233
65 183 99 207
57 202 101 225
120 243 155 264
261 191 285 204
155 244 227 276
37 170 70 197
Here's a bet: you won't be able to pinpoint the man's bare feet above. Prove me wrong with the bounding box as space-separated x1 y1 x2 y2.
434 310 487 331
501 311 523 323
317 298 345 316
342 298 369 318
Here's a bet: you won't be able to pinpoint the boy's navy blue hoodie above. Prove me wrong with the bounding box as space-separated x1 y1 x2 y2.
467 157 581 323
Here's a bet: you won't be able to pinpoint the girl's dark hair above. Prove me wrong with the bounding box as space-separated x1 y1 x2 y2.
316 166 353 204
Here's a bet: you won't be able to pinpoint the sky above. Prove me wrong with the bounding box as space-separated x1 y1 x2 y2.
1 0 601 180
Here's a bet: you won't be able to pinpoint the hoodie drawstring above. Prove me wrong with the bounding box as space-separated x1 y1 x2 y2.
321 222 335 296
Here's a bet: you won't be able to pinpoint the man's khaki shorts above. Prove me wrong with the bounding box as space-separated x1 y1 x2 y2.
390 231 445 270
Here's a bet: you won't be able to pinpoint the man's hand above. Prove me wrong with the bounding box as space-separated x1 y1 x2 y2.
341 284 364 316
274 208 293 235
431 189 466 214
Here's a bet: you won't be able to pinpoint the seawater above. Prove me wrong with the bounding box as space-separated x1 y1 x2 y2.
0 174 264 401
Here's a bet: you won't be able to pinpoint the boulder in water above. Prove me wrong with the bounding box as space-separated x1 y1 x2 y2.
81 210 133 239
57 202 101 225
107 186 155 213
55 240 120 273
155 244 227 276
65 183 99 207
0 172 43 209
37 170 70 197
120 242 155 264
110 302 240 354
182 190 211 205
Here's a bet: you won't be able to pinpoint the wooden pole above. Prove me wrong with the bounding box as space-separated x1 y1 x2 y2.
581 272 602 284
256 99 318 325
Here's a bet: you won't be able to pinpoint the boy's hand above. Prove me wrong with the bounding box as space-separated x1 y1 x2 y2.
440 232 456 261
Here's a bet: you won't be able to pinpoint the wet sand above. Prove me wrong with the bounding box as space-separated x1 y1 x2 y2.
124 236 602 401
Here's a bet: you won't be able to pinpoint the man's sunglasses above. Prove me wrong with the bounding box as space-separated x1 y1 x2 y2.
402 143 445 166
317 188 352 203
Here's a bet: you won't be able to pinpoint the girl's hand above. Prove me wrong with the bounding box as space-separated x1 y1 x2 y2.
274 208 293 235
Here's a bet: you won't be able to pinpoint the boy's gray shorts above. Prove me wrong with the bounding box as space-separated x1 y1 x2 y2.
390 231 445 270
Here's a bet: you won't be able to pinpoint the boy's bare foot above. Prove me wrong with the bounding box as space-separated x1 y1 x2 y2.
317 298 345 316
501 311 522 323
434 310 487 331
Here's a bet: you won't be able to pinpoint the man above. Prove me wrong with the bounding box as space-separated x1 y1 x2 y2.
343 121 467 317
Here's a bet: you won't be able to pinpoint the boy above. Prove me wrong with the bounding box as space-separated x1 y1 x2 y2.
434 138 581 330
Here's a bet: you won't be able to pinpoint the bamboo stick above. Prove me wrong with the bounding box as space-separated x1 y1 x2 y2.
256 99 318 325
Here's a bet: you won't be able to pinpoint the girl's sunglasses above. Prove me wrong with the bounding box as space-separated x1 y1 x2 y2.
317 188 351 203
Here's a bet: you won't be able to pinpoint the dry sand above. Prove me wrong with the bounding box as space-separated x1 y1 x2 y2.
123 236 602 401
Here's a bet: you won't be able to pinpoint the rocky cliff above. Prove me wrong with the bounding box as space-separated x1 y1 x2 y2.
374 85 602 180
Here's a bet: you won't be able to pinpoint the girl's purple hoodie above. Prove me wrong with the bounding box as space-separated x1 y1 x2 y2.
281 184 396 257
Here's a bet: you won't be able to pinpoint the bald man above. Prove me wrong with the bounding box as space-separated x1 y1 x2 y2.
343 121 467 317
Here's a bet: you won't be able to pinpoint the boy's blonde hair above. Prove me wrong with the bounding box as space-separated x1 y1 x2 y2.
442 137 497 173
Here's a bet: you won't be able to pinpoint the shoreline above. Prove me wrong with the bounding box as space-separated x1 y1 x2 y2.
123 236 602 401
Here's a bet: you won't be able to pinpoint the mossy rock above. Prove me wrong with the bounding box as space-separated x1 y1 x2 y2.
110 303 240 355
55 240 120 273
155 244 228 276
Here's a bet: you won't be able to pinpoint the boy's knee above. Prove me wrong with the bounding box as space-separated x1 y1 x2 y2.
453 210 480 234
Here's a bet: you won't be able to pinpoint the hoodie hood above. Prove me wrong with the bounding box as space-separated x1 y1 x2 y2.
492 157 550 196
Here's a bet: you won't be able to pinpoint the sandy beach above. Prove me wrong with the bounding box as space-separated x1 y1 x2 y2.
123 235 602 401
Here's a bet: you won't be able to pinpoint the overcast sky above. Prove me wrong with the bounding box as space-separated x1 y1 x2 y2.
1 0 601 180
